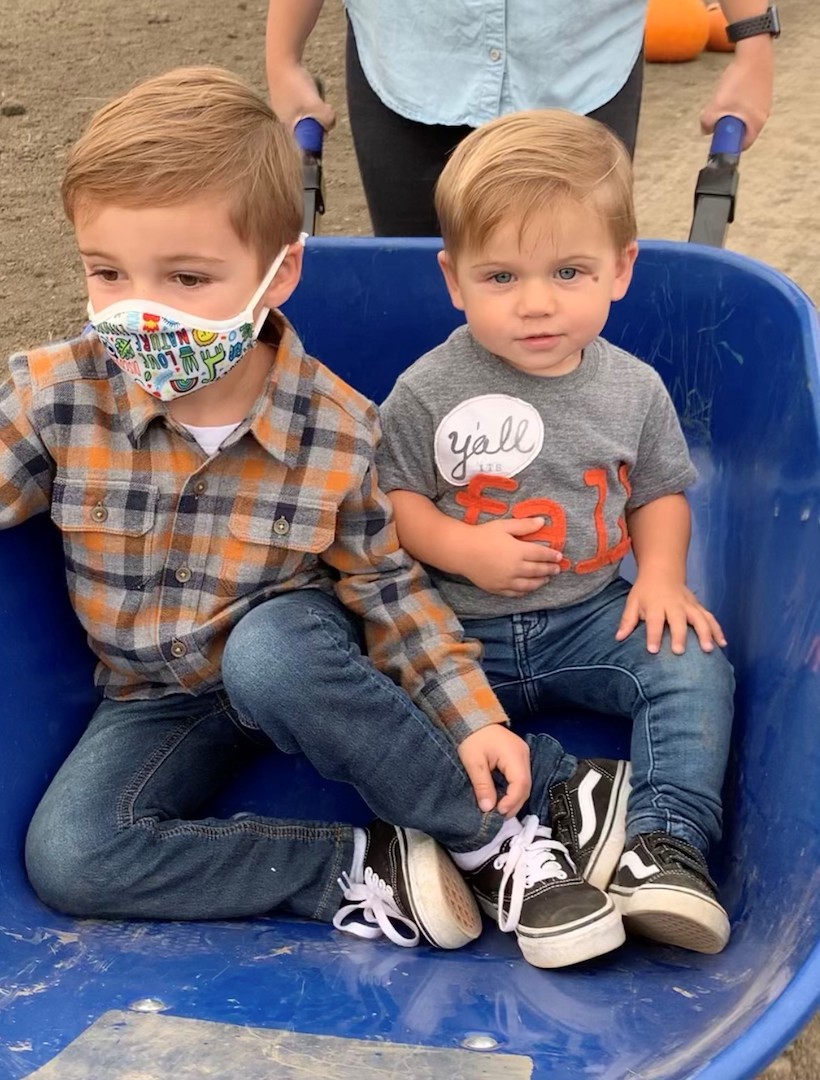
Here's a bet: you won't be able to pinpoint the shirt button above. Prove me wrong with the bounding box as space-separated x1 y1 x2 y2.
175 566 192 583
90 502 108 523
273 516 290 536
170 639 187 658
194 481 206 496
489 47 502 61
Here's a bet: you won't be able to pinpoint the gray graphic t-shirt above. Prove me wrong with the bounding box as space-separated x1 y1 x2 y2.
376 326 697 618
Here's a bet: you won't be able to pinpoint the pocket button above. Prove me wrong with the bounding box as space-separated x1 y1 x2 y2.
273 516 290 536
170 639 188 658
91 502 108 523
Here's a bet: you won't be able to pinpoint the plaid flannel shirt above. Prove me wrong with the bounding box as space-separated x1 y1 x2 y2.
0 315 507 743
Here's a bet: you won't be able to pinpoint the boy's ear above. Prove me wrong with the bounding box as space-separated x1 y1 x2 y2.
260 242 304 310
437 250 466 311
611 241 639 302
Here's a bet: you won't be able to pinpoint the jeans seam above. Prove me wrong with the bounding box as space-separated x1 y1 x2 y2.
116 697 244 830
142 819 346 842
493 662 668 831
315 826 349 920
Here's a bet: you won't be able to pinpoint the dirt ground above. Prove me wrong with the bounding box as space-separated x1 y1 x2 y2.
0 1 817 1075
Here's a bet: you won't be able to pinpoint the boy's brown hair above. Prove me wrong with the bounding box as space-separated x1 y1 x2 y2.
435 110 637 258
61 66 302 264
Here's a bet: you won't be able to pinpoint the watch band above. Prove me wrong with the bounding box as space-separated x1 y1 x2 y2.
726 5 781 43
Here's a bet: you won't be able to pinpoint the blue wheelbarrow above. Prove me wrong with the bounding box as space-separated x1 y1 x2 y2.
0 124 817 1079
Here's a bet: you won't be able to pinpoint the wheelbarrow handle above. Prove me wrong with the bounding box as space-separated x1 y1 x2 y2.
688 116 748 248
709 115 746 159
295 111 326 236
294 117 325 158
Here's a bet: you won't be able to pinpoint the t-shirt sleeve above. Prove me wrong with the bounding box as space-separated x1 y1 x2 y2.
627 375 698 509
375 379 440 498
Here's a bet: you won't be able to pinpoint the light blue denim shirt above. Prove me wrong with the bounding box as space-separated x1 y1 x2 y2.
343 0 647 126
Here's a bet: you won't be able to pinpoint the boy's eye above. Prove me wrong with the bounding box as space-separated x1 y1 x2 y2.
490 271 514 284
556 267 579 281
175 273 207 288
89 268 120 283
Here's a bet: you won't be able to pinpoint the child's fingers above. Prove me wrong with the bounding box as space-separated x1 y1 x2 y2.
615 600 640 641
704 609 728 647
513 562 559 579
521 545 563 563
668 608 689 654
643 611 666 654
462 754 499 814
687 606 724 652
496 752 532 818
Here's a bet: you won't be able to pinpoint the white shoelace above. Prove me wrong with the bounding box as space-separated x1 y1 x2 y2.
332 866 420 947
495 814 575 933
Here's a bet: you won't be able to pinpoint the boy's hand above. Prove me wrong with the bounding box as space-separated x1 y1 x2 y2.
615 574 728 655
464 517 563 597
458 725 532 818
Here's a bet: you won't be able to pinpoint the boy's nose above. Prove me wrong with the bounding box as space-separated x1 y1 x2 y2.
516 279 556 317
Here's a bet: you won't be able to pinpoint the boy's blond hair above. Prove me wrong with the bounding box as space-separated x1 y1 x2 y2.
62 66 302 264
435 110 637 258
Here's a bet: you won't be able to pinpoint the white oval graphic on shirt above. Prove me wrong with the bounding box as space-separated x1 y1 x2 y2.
434 394 545 487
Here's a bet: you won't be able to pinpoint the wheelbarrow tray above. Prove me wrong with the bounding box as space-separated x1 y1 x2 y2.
0 238 817 1080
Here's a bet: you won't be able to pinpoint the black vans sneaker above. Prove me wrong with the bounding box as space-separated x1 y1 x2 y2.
462 815 625 968
548 759 631 890
609 833 730 954
332 819 482 950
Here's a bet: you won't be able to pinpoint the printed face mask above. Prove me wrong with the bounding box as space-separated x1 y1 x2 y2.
87 243 293 401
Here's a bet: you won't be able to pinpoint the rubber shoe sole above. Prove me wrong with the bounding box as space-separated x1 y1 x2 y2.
400 828 483 949
584 761 632 891
613 884 730 954
477 894 626 968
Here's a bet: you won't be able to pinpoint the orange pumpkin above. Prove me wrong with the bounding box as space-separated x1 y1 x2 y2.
645 0 709 62
705 3 735 52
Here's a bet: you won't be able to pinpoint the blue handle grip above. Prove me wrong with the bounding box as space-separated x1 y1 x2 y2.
710 115 746 157
294 117 324 157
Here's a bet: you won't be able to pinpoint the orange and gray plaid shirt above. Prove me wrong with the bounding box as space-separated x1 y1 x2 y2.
0 315 507 743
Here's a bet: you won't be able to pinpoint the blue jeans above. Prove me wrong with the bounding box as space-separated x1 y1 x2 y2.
464 578 735 854
25 590 575 922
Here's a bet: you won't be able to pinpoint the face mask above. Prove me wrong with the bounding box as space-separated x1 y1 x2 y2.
88 242 293 401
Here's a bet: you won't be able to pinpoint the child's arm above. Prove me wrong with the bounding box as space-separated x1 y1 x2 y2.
327 459 531 817
0 359 55 528
615 493 727 654
390 489 562 597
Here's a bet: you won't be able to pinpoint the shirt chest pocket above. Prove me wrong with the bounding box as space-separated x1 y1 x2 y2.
50 477 159 584
224 499 338 588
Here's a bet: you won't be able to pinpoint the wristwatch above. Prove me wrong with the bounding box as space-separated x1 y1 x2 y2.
726 5 781 43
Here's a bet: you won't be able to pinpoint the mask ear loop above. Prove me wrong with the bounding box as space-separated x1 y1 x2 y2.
250 237 304 337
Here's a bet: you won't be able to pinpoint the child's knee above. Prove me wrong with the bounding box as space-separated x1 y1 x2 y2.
25 803 112 915
658 633 735 701
222 591 355 709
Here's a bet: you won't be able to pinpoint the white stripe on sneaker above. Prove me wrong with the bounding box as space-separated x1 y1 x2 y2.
576 770 601 848
619 851 659 880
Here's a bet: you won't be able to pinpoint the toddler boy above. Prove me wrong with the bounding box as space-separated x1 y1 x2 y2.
377 110 736 954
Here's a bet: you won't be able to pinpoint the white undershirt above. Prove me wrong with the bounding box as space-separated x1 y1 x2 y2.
181 421 242 457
